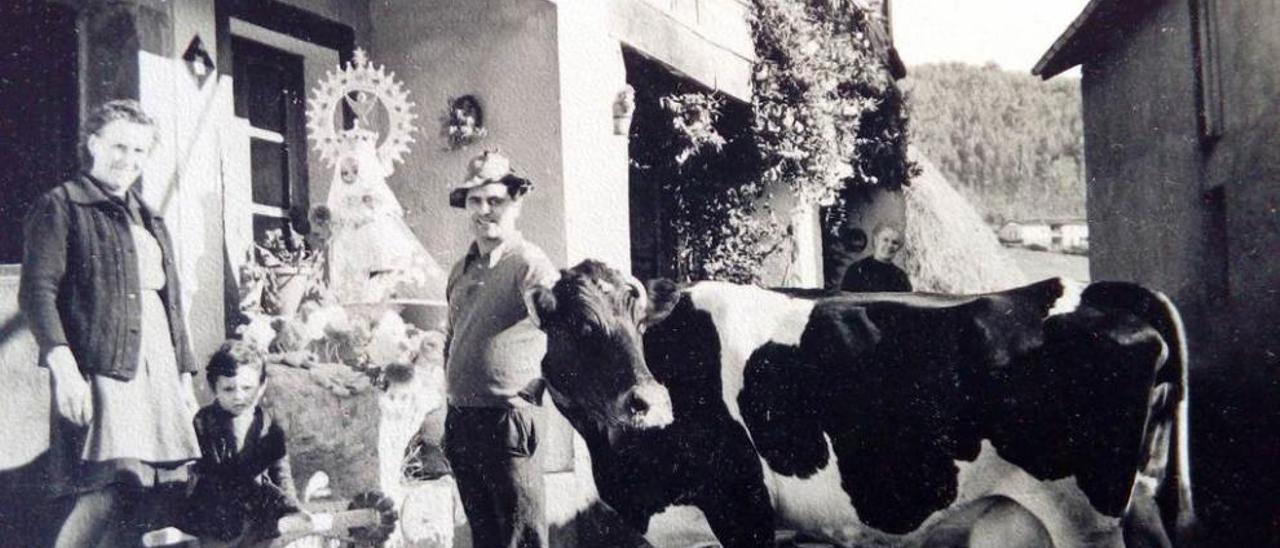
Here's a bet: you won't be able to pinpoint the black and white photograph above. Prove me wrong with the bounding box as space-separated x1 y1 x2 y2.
0 0 1275 547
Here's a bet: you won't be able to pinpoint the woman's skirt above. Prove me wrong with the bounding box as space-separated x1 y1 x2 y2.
48 290 200 497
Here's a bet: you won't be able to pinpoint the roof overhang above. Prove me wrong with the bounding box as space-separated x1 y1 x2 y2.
867 17 907 80
1032 0 1158 79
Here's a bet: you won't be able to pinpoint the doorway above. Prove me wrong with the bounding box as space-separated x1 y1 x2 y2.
0 1 79 266
0 4 80 543
624 48 756 283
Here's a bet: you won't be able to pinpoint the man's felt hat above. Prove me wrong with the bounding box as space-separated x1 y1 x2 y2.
448 150 533 208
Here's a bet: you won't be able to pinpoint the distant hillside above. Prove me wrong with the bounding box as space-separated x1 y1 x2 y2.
902 62 1084 223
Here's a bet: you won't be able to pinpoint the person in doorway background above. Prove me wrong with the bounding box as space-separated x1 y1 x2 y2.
840 222 913 292
19 99 202 547
442 151 557 548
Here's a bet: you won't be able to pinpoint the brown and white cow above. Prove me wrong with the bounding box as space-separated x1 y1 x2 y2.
525 260 1193 547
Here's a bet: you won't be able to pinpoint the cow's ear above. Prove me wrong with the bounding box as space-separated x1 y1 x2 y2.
525 286 558 329
641 278 681 329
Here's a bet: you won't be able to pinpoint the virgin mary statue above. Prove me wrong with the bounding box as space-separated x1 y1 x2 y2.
324 128 446 305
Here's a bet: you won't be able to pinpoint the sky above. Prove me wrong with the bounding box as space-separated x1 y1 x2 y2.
890 0 1092 74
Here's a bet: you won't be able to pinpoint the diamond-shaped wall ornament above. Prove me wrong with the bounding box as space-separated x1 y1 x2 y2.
182 35 215 88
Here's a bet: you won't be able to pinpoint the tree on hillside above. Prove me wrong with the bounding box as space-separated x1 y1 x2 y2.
903 62 1085 224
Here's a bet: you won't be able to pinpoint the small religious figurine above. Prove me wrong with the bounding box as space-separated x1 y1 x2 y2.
324 128 445 304
613 85 635 135
306 48 445 307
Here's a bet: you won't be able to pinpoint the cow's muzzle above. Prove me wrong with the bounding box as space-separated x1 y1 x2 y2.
611 381 674 432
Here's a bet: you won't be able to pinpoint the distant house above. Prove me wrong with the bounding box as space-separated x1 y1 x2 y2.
1035 1 1279 545
996 219 1086 252
1057 222 1088 252
999 221 1053 248
996 221 1025 244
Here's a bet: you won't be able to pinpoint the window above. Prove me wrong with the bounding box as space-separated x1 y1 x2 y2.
0 1 79 265
231 37 309 243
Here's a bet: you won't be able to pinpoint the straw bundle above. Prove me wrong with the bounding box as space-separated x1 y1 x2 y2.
900 150 1027 293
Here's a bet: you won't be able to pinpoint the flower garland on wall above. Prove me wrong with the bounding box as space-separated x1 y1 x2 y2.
662 93 729 165
750 0 918 219
658 92 785 283
657 0 918 284
633 86 777 284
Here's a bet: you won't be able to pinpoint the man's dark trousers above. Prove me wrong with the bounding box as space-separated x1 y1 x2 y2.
445 405 547 548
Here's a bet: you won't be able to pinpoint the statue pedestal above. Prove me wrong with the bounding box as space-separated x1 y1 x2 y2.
260 363 379 500
342 299 447 333
262 359 459 548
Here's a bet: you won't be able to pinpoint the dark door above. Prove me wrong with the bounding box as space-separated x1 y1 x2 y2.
625 49 682 283
0 1 79 265
624 48 756 283
0 2 80 544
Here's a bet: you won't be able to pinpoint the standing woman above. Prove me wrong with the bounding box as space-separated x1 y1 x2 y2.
19 100 201 547
840 222 913 293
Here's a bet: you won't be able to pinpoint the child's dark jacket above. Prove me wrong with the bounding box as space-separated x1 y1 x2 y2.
183 404 300 541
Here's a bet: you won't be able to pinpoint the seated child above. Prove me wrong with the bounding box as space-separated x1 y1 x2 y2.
182 340 303 543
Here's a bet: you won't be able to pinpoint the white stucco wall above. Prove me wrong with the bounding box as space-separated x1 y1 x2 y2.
609 0 754 101
557 0 633 270
370 0 568 271
370 1 603 541
789 203 825 287
145 0 227 386
0 273 45 470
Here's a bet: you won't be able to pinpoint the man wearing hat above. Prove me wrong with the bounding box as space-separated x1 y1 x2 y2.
443 151 557 548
